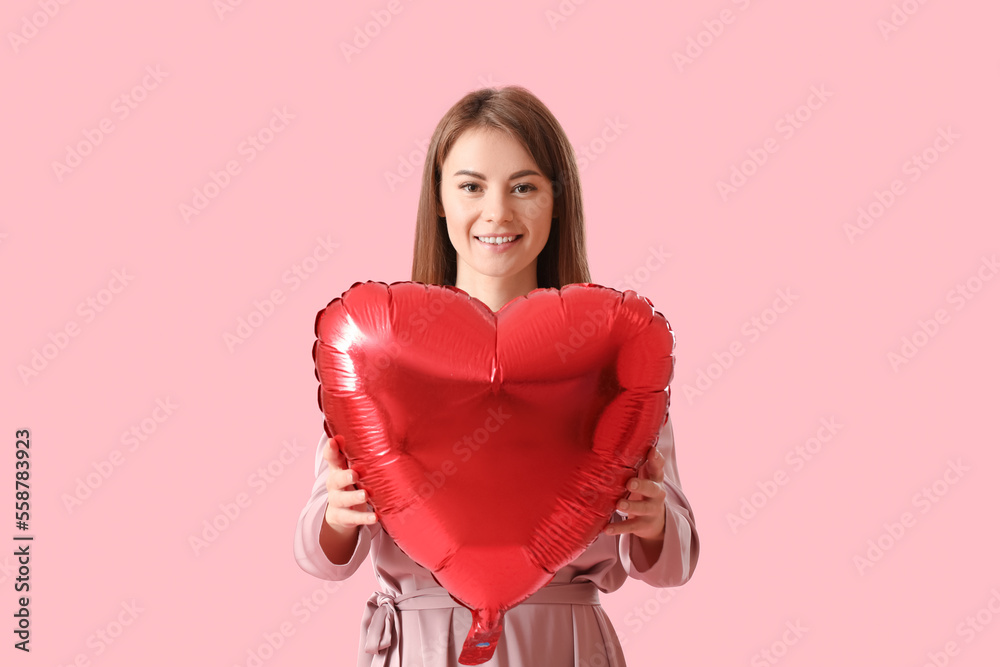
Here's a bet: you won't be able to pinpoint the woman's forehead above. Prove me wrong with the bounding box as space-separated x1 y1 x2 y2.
444 129 540 174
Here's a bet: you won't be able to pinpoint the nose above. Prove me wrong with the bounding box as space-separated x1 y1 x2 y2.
482 189 513 224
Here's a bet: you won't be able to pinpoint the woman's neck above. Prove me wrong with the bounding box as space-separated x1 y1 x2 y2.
455 267 538 313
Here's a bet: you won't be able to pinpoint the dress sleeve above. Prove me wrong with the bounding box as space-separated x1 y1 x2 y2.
292 432 380 581
619 413 700 587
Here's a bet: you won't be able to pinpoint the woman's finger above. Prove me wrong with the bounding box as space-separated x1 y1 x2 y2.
328 435 348 465
322 440 341 468
329 506 378 526
330 485 367 509
625 477 664 499
605 516 641 535
334 467 358 490
617 497 661 517
641 446 664 478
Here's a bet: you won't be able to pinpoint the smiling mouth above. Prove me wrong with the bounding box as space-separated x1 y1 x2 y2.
474 235 522 245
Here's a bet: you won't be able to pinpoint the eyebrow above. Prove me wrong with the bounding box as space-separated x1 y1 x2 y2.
452 169 542 180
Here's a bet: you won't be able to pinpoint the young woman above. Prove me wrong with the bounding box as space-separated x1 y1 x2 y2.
293 86 699 666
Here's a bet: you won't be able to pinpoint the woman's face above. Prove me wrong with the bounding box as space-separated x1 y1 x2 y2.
437 127 553 288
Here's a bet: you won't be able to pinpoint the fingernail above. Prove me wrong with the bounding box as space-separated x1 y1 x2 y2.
629 480 639 490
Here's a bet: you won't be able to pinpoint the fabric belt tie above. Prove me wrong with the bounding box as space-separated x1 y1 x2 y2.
364 582 601 664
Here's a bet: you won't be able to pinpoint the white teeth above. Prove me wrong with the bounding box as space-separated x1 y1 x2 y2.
476 236 519 244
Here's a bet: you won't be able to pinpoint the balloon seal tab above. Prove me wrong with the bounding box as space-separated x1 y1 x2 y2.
458 607 504 665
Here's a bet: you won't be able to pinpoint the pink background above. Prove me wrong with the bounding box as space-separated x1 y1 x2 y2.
3 1 999 665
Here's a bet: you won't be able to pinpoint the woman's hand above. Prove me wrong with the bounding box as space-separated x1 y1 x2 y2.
603 444 667 542
322 434 378 534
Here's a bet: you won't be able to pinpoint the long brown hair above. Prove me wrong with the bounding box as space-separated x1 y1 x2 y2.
411 86 590 289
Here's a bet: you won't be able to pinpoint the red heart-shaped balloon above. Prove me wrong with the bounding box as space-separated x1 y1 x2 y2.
312 281 674 665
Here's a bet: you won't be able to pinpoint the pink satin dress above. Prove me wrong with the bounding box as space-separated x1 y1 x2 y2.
292 415 699 667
